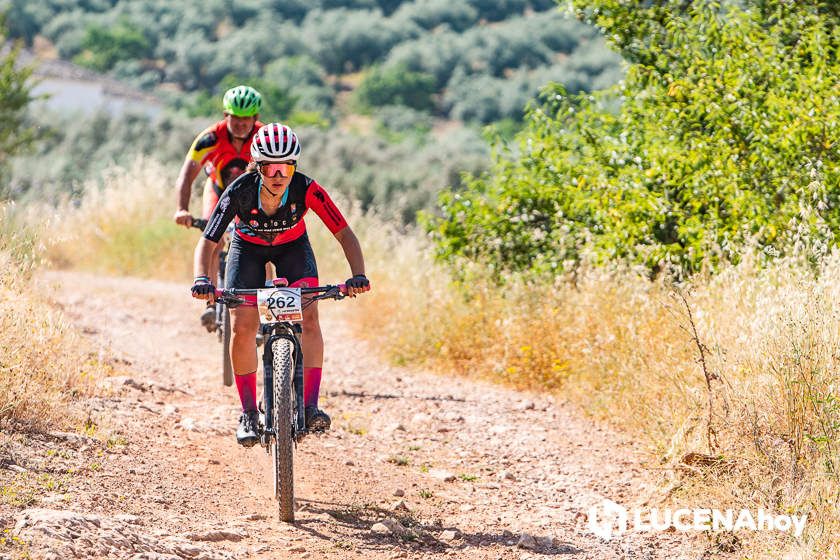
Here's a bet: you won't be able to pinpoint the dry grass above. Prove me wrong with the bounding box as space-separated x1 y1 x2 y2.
0 204 108 432
40 157 199 280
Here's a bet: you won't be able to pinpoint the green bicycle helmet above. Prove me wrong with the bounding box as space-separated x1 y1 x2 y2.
223 85 262 117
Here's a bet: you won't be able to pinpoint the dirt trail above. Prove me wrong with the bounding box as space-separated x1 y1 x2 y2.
3 271 709 559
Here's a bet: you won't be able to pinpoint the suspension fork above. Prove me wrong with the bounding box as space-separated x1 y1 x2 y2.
292 324 305 436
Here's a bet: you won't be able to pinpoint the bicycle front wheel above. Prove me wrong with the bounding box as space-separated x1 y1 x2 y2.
272 337 295 522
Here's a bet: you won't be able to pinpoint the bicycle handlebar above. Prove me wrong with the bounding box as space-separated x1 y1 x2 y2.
213 284 349 307
191 218 208 231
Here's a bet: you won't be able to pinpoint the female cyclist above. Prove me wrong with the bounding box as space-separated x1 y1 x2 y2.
191 123 371 447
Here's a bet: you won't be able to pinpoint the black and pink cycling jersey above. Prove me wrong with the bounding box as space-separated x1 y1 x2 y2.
203 171 348 246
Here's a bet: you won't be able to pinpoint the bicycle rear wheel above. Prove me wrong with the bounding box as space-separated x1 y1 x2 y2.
221 306 233 387
217 251 233 387
272 338 295 522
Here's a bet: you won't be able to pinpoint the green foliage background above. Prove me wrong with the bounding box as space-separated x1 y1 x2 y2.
430 0 840 276
0 0 621 125
0 0 626 224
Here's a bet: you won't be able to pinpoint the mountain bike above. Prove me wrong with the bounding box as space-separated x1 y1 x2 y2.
191 218 234 387
214 279 348 522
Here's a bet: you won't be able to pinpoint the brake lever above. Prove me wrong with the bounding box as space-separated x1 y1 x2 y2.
321 286 345 301
218 295 245 308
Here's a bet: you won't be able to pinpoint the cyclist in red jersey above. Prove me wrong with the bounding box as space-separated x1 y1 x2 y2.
191 123 371 446
173 85 264 329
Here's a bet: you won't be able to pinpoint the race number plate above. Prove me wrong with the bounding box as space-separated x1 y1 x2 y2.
257 287 303 323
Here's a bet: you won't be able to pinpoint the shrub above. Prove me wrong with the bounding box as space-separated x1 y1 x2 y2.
464 0 527 22
392 0 479 32
301 9 418 74
354 64 436 112
72 21 151 72
0 203 105 432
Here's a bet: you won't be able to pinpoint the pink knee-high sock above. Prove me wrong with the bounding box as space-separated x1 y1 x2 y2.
234 371 258 413
304 367 322 408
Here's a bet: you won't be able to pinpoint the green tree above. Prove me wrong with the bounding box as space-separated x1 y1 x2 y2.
392 0 479 32
465 0 527 21
355 64 436 112
73 21 151 72
0 22 36 196
429 0 840 275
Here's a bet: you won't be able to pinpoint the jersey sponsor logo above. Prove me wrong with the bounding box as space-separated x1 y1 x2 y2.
205 213 225 241
219 197 231 213
249 219 258 227
195 131 217 152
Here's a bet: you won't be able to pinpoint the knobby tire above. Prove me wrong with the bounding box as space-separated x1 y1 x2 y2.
272 338 295 522
217 253 233 387
221 306 233 387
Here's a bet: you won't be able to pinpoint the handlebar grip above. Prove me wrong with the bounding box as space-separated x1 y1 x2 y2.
192 218 208 231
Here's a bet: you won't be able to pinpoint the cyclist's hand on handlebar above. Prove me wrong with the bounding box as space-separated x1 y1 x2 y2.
174 209 193 228
344 274 370 297
191 276 216 303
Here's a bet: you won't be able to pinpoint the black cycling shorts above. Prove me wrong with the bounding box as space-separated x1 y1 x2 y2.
225 232 318 289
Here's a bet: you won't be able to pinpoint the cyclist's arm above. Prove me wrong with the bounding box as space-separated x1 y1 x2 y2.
176 156 202 210
333 226 366 278
174 157 202 226
194 236 218 280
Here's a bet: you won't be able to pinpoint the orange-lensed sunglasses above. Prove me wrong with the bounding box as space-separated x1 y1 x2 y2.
258 162 296 178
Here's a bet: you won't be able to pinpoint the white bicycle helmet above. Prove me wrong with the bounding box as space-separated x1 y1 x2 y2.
250 123 301 163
